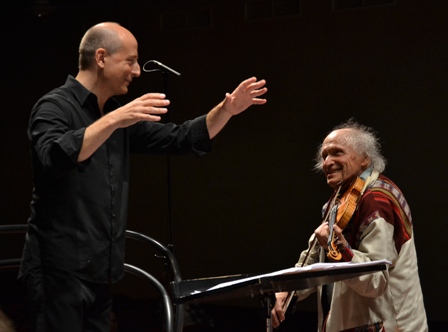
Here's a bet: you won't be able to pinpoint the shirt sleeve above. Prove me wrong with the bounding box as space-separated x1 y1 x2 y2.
129 114 212 156
29 98 85 178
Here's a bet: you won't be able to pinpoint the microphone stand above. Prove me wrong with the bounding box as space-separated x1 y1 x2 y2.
144 61 186 332
162 69 174 254
143 60 181 255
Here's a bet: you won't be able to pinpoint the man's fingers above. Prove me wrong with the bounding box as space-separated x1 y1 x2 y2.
250 88 268 99
133 94 170 115
142 99 170 108
137 93 170 107
140 93 167 99
244 79 267 93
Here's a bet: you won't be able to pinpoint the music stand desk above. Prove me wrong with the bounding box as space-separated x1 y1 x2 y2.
171 260 390 304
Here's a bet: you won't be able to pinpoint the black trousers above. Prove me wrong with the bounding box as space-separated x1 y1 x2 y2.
21 267 112 332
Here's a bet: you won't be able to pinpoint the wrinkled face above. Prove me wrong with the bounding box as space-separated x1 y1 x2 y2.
320 129 370 188
102 31 140 96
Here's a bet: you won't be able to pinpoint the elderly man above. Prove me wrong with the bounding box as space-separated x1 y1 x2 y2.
272 119 427 331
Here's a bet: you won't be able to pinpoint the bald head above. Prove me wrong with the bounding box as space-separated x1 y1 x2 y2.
78 22 135 70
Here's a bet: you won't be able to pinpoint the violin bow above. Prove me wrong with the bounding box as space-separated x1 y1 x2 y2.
281 185 342 314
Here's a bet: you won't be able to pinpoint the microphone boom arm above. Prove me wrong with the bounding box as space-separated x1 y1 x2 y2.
143 60 181 76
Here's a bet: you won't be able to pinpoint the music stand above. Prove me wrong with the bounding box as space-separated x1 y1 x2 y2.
171 260 390 332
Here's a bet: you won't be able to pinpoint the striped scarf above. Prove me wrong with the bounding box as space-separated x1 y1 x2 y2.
353 175 412 253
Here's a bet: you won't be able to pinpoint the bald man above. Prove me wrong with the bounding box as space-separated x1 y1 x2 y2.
19 22 267 332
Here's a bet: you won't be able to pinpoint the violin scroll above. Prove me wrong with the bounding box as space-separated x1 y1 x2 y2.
327 241 342 261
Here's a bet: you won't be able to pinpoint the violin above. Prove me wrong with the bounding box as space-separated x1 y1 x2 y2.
281 175 367 314
326 176 365 261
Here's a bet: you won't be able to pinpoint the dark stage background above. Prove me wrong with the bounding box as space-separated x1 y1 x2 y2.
1 0 447 330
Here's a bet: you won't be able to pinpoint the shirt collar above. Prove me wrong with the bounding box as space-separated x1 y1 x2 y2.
64 75 92 106
64 75 119 115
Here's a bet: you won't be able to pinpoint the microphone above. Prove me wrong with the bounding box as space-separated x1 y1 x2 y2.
143 60 181 76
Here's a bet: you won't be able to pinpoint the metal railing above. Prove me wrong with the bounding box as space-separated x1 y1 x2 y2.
0 224 183 332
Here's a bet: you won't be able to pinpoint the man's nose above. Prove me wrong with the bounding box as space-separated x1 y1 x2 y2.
322 157 334 170
323 156 332 166
132 62 141 77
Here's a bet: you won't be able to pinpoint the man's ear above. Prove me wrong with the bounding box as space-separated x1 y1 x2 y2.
361 155 371 169
95 48 107 68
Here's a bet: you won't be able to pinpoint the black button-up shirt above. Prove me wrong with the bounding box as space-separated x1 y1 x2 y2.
20 75 212 283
